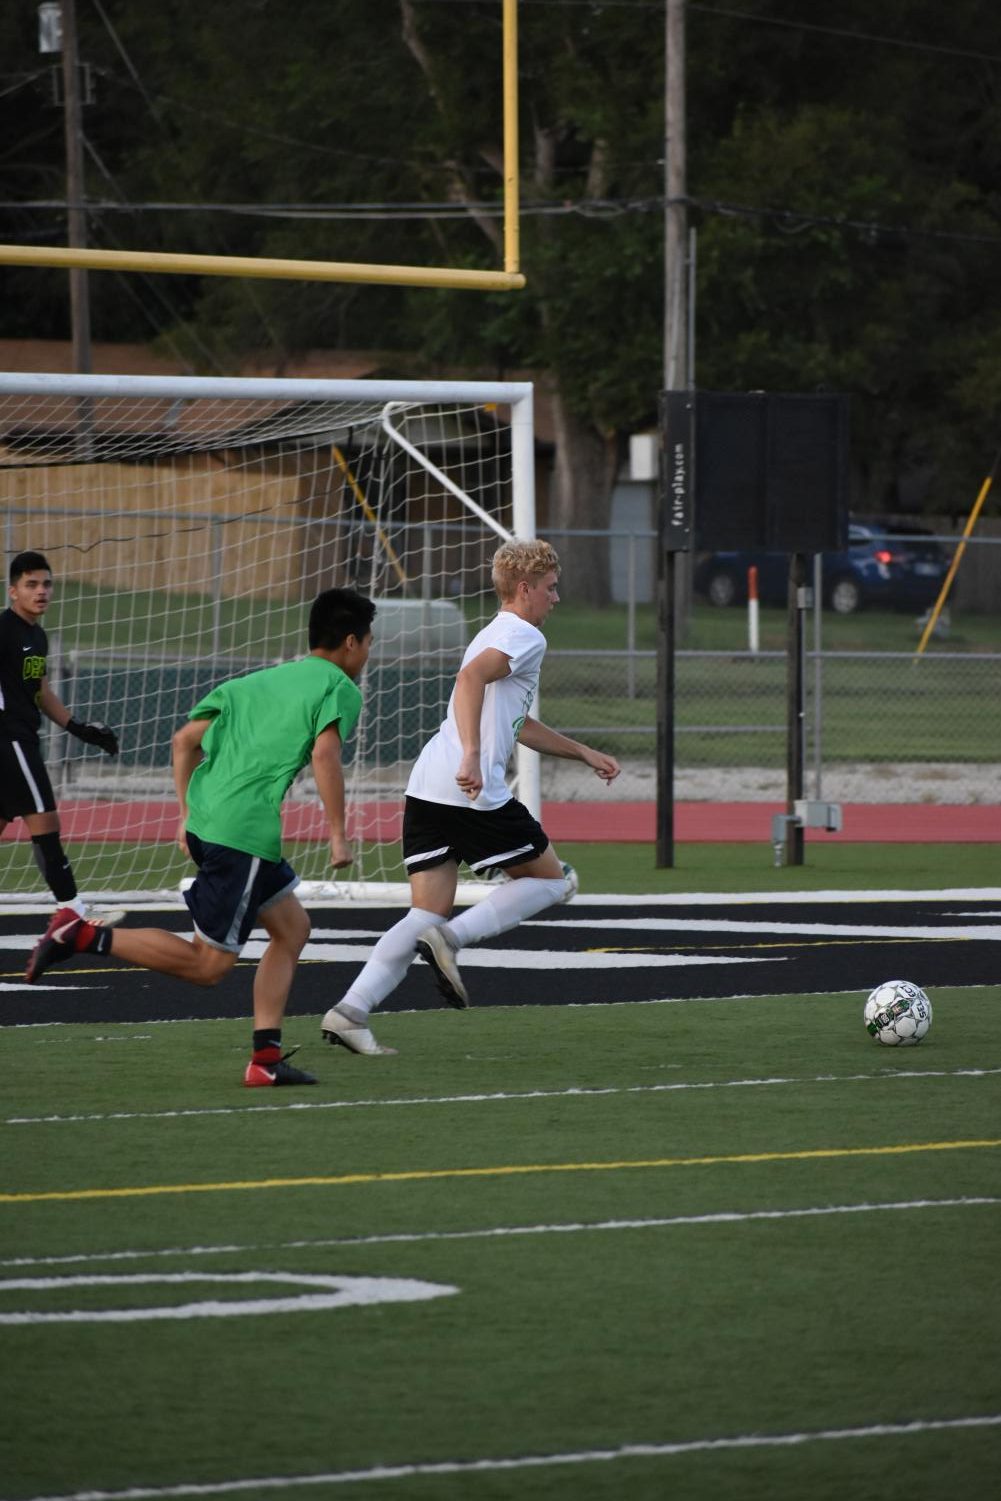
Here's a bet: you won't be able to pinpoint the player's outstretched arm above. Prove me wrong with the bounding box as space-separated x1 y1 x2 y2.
39 680 119 756
517 717 621 782
312 722 352 869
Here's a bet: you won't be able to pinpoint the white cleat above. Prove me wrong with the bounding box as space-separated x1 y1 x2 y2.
415 926 469 1009
91 908 127 928
321 1006 397 1057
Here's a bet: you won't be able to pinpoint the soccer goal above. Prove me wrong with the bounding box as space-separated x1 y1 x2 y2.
0 372 536 902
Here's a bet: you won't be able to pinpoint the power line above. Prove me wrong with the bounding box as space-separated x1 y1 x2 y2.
687 3 1001 65
87 0 162 123
413 0 1001 65
683 194 1001 247
5 193 1000 246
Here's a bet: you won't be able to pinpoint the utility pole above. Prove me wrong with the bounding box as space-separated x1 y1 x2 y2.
59 0 92 377
656 0 688 867
42 0 92 376
663 0 687 396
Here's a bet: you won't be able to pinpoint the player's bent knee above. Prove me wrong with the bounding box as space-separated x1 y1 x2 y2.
191 949 236 987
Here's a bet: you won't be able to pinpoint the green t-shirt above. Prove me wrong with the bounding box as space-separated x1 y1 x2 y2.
184 655 362 862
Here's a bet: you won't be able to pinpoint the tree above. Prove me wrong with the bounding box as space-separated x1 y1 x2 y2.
2 0 1000 546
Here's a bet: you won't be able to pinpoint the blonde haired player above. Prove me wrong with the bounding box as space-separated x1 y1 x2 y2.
323 537 620 1055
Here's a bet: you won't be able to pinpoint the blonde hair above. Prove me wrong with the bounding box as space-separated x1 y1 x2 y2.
491 538 561 601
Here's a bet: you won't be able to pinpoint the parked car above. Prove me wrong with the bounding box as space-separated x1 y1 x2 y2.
693 523 952 615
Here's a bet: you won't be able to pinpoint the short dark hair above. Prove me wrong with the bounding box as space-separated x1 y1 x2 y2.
308 588 376 650
10 551 52 585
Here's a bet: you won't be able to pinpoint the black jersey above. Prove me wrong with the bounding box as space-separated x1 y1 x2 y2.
0 607 48 745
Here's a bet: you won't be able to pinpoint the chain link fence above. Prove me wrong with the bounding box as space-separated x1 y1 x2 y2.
540 528 1000 805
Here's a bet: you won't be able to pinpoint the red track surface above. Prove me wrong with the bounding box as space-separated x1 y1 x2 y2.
3 798 998 844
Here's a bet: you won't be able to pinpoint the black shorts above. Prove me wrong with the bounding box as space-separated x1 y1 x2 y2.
402 794 549 878
183 831 300 954
0 737 56 821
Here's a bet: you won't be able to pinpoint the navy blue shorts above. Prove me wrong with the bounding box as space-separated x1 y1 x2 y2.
402 795 549 877
0 738 56 821
183 831 300 953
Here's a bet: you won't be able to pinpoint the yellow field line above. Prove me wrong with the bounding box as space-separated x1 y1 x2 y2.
3 1139 1000 1205
593 939 951 953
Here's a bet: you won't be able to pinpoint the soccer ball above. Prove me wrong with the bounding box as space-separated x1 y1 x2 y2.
863 980 933 1046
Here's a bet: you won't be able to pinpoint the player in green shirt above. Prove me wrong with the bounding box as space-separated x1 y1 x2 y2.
26 588 376 1088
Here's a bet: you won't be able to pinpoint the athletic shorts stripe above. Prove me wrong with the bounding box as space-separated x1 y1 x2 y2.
403 843 451 870
0 737 56 820
467 842 536 871
225 856 260 949
12 742 46 812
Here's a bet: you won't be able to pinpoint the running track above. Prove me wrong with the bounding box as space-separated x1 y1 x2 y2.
2 798 999 844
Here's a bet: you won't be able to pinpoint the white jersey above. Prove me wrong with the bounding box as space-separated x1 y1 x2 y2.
406 610 546 810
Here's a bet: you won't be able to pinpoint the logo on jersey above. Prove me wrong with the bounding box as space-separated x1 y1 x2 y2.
22 655 45 681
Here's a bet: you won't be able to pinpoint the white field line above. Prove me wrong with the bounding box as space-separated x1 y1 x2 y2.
2 1195 998 1270
534 916 1001 940
7 1065 1000 1128
8 1414 1001 1501
0 1272 458 1326
2 886 1000 917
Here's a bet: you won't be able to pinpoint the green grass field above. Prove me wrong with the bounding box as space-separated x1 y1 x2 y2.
3 988 999 1499
51 582 1001 660
2 838 1000 902
2 837 1000 1500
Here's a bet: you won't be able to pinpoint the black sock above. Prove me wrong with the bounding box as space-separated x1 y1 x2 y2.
87 926 114 956
253 1028 282 1058
31 832 77 904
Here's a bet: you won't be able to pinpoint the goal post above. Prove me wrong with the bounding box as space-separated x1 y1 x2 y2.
0 371 537 902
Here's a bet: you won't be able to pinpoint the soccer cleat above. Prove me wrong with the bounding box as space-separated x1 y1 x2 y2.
25 907 90 983
91 907 127 929
415 925 469 1008
560 862 579 903
243 1046 317 1087
321 1006 398 1056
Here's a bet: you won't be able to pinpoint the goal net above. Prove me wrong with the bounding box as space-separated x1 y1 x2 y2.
0 372 536 902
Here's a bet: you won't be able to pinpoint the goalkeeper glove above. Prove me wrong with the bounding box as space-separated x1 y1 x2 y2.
67 718 119 757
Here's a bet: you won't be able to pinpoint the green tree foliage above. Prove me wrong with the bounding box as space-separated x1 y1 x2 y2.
1 0 999 546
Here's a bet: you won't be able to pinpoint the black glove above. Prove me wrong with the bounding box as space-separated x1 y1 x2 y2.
67 718 119 757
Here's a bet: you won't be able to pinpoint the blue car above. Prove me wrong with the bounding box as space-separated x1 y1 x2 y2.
693 523 952 615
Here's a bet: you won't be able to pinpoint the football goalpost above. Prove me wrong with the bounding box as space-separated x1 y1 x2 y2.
0 371 536 902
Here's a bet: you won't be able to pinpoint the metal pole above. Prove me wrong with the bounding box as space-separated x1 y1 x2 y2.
663 0 687 393
627 531 637 699
60 0 91 378
813 552 823 798
656 0 687 868
785 553 807 866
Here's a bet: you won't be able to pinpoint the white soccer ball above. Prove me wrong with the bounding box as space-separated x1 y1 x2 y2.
863 980 933 1046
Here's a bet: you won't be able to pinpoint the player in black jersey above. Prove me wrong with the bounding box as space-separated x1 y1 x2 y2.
1 551 121 931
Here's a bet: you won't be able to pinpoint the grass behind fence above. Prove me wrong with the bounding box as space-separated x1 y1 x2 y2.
2 839 999 902
42 586 1000 770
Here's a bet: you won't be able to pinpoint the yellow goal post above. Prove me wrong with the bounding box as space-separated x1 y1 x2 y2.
0 0 523 295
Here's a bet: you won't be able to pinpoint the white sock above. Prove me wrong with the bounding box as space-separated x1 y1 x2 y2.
338 908 446 1017
68 897 87 919
446 875 570 948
